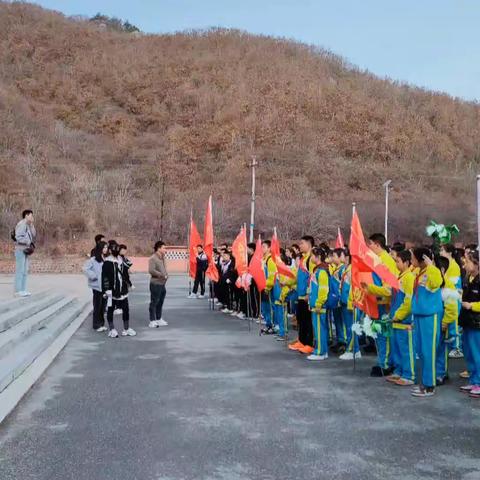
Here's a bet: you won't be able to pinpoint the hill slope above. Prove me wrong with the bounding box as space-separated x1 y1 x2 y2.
1 2 479 249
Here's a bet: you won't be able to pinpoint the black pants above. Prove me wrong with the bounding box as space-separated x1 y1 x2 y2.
297 299 313 347
193 271 205 295
249 282 259 318
150 283 167 321
107 298 129 330
92 290 105 329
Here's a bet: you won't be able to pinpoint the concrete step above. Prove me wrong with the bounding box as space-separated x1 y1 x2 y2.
0 290 53 316
0 293 63 333
0 298 89 394
0 296 76 359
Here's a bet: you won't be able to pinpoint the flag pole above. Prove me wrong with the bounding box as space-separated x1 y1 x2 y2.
352 201 357 372
477 175 480 251
187 209 192 296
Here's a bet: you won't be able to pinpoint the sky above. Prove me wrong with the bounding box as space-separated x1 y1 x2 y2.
31 0 480 102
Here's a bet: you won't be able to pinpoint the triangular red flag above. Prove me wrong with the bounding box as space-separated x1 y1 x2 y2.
232 227 248 276
335 227 345 249
248 236 266 292
188 218 202 279
203 195 219 282
271 229 295 279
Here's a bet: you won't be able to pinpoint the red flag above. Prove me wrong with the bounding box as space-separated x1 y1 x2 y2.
248 236 266 292
188 218 202 279
349 211 400 289
271 229 295 279
349 210 399 318
232 227 248 276
203 195 219 282
335 227 345 249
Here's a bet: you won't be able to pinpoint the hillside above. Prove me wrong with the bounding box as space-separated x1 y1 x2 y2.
1 2 479 251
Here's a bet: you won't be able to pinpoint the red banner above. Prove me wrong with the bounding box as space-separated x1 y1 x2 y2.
189 218 202 279
232 226 248 276
271 229 295 279
248 236 266 292
203 195 219 282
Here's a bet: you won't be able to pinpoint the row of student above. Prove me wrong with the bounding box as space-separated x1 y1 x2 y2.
205 234 480 399
83 235 169 338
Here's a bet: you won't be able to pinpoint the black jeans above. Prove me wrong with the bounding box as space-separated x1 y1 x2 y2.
92 290 105 329
107 298 129 330
297 299 313 347
193 271 205 295
150 283 167 321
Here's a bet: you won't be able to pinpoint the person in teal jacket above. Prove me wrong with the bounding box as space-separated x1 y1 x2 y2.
410 247 443 398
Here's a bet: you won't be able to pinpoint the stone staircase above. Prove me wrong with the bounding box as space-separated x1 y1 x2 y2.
0 291 91 423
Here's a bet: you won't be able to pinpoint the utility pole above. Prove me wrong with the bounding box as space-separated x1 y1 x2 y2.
477 175 480 250
383 180 392 244
249 155 258 243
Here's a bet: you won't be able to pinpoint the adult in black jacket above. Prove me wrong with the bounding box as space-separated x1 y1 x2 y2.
102 240 136 338
459 250 480 397
192 245 208 298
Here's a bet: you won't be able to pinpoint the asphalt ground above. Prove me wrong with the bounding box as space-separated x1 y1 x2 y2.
0 274 479 480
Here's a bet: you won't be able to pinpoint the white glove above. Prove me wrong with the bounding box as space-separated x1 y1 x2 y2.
226 279 231 284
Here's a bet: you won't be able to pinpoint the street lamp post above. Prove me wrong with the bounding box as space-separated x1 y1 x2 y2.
383 180 392 245
249 156 258 243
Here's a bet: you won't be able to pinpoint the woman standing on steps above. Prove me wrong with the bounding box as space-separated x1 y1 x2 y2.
83 241 108 332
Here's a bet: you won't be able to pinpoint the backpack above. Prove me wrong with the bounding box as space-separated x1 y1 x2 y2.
323 269 340 310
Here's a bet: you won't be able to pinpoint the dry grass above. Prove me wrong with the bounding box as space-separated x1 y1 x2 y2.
1 2 479 251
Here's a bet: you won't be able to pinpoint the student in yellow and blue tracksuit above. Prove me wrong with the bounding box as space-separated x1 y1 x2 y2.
365 233 400 377
440 244 463 357
459 250 480 398
289 236 316 354
307 247 330 361
386 250 416 386
261 240 277 335
435 256 460 385
272 265 297 342
410 247 443 398
329 248 347 353
338 250 362 360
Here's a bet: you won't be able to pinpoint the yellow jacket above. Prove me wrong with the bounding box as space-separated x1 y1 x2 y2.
366 250 399 300
391 270 415 322
263 255 277 292
442 277 460 325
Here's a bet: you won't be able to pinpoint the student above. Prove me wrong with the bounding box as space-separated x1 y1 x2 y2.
260 240 277 334
440 244 463 358
435 256 460 385
329 248 347 353
459 250 480 398
387 250 416 386
219 251 236 314
339 250 361 360
410 247 443 397
366 233 399 376
102 240 136 338
289 236 315 353
90 234 106 257
83 241 108 332
190 245 208 298
148 241 169 328
390 242 406 261
307 247 330 361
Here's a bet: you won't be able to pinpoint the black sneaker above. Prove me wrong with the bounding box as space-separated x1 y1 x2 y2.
336 343 347 355
370 366 383 377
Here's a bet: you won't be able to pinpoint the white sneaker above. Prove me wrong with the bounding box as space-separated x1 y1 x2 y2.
95 326 108 332
149 320 159 328
339 351 362 360
108 329 119 338
230 311 238 316
188 293 196 299
198 295 205 299
221 308 229 313
237 312 246 319
274 325 280 333
156 319 168 326
114 309 122 315
17 291 30 297
23 291 32 296
122 328 137 337
449 349 464 359
307 354 328 361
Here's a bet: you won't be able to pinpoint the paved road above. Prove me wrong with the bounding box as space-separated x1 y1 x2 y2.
1 275 479 480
